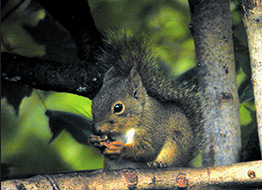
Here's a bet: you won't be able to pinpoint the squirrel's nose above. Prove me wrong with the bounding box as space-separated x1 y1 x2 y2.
92 123 102 135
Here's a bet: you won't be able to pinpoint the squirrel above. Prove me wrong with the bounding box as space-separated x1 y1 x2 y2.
89 33 203 170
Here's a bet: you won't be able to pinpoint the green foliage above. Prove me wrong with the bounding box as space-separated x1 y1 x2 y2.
1 91 103 178
1 0 258 178
89 0 195 75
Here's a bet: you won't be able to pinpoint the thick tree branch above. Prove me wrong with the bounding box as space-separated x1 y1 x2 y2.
1 52 106 99
2 161 262 190
240 0 262 157
188 0 241 166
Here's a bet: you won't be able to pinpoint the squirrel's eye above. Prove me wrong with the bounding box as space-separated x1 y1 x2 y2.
113 102 125 115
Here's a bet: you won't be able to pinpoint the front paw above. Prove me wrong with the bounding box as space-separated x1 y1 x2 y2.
103 141 125 159
88 134 109 149
147 161 167 168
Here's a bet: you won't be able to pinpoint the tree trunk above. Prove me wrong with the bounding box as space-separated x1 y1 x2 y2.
188 0 241 166
240 0 262 157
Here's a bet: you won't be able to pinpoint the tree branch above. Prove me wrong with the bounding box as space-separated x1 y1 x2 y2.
188 0 241 166
240 0 262 157
2 161 262 189
1 52 107 99
1 0 111 99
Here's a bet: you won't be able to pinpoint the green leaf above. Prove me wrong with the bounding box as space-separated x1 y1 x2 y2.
238 78 254 103
46 110 92 145
1 0 78 64
1 81 33 115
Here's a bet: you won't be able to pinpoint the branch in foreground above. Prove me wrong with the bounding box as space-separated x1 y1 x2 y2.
1 52 108 99
2 161 262 190
240 0 262 157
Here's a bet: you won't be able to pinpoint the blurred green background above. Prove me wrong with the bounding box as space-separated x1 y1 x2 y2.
1 0 256 178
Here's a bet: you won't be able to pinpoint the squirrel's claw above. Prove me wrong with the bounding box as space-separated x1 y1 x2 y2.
88 134 109 149
147 161 167 168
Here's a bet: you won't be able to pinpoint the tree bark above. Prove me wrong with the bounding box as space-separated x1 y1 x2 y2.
188 0 241 166
1 52 106 99
2 161 262 190
240 0 262 157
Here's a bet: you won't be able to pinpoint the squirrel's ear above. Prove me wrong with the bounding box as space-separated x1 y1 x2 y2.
127 67 146 100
